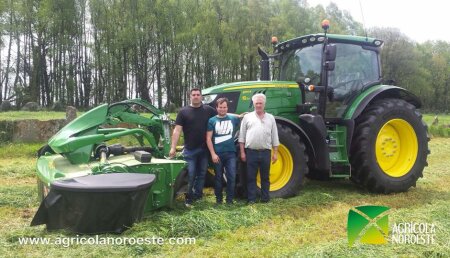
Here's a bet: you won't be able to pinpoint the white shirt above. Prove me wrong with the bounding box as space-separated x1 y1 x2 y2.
238 111 279 150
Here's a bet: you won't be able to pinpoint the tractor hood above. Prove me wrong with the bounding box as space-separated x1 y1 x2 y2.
202 81 298 114
202 80 297 95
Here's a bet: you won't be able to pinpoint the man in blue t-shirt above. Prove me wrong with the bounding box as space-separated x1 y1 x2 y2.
206 97 241 204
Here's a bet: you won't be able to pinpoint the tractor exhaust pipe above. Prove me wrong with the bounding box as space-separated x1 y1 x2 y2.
258 46 270 80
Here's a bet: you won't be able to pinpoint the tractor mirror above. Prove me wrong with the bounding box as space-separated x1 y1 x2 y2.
325 44 336 61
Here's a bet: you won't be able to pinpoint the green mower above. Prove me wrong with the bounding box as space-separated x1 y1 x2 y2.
32 99 187 233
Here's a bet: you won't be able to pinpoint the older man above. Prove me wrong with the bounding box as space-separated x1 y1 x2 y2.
239 93 279 204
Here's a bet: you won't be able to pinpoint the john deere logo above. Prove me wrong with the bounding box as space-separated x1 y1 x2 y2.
347 205 390 247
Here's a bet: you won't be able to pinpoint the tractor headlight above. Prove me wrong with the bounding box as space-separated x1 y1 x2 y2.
203 94 217 104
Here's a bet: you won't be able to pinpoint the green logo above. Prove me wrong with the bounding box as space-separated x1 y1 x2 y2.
347 205 390 247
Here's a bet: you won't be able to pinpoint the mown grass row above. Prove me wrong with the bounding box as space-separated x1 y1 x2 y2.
0 139 449 257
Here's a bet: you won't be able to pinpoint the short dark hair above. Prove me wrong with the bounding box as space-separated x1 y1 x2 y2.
216 97 229 107
190 88 201 94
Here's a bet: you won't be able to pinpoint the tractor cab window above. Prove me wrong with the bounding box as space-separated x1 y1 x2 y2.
326 43 380 117
279 44 322 85
328 43 380 102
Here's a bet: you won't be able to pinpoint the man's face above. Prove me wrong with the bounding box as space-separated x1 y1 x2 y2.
190 90 202 105
253 97 265 113
216 101 228 116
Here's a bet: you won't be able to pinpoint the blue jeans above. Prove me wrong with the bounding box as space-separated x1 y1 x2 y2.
213 151 237 203
246 149 271 202
183 147 208 203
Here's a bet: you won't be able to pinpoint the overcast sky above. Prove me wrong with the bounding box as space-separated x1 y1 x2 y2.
307 0 449 43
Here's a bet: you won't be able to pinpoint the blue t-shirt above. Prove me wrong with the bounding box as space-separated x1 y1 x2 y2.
207 115 240 153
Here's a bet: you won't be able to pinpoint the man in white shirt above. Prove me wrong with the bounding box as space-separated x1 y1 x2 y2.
239 93 279 204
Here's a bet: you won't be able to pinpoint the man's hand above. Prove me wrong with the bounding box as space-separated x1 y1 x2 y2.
169 125 182 159
169 147 176 158
211 153 220 164
239 142 246 162
240 152 246 162
239 112 248 119
272 152 278 163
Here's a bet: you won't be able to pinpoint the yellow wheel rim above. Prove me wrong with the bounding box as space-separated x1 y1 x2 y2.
257 144 293 191
375 119 418 177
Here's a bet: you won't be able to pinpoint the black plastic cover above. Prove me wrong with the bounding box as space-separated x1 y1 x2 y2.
134 151 152 163
31 173 155 234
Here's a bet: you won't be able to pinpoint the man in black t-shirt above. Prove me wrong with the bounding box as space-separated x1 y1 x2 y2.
169 88 217 207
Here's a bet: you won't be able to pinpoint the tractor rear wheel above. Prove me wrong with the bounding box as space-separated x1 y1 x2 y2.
350 98 429 193
256 124 308 198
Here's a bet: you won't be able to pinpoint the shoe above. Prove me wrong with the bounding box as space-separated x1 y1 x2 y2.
226 200 235 205
185 198 194 208
261 199 270 203
247 201 256 205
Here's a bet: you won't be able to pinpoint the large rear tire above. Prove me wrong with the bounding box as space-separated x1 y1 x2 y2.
256 124 308 198
350 98 429 193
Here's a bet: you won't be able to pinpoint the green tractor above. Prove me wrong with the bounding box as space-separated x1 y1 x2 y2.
202 22 429 197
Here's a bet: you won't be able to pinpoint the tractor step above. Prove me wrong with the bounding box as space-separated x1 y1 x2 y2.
327 125 351 178
330 163 351 178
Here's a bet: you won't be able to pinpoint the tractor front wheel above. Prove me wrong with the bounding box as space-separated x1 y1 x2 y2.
350 98 429 193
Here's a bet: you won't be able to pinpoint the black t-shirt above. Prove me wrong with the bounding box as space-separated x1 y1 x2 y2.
175 104 217 150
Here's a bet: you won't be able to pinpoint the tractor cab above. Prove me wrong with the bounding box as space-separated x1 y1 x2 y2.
270 25 383 119
257 21 386 177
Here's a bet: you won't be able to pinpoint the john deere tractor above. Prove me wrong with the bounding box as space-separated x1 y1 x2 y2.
202 21 429 197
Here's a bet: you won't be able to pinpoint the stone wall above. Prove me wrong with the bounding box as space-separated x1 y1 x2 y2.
0 119 67 143
0 106 78 143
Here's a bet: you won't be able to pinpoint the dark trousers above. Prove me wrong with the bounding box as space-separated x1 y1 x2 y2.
183 147 208 203
246 149 271 202
213 151 237 203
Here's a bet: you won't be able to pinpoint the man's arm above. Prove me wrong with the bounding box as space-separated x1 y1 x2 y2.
227 112 248 119
271 115 279 163
169 125 182 158
206 131 219 163
239 142 246 162
238 116 247 162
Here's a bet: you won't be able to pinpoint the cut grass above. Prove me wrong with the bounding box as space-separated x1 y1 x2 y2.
0 139 449 257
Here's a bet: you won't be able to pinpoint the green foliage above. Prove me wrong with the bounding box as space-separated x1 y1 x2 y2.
369 27 450 112
1 0 449 112
423 114 450 137
0 0 376 110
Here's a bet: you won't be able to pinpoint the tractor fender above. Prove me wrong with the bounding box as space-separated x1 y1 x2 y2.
349 86 422 120
275 116 331 171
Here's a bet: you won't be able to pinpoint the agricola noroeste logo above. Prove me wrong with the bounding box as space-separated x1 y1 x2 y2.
347 205 390 247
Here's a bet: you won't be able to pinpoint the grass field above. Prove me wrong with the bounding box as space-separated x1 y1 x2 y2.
0 139 449 257
0 111 68 121
423 114 450 126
